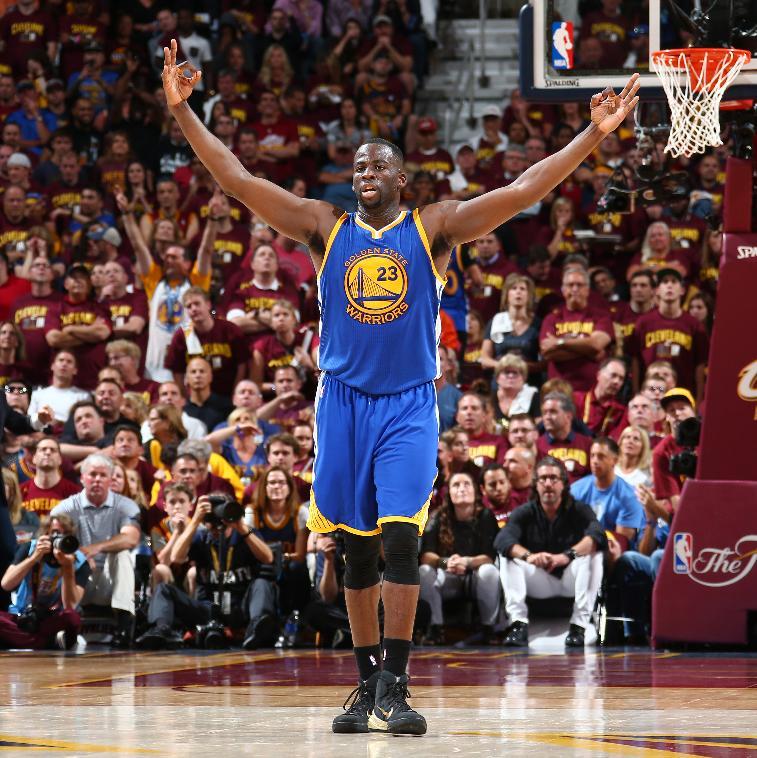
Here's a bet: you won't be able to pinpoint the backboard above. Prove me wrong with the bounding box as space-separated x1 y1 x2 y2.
519 0 757 102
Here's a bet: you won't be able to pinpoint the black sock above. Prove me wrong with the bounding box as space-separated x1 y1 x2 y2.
382 638 411 677
354 644 382 682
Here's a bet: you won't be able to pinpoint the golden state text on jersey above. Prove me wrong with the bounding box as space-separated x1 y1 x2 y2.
316 209 446 395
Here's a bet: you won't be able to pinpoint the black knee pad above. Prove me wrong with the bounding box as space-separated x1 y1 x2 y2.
381 522 420 586
343 531 381 590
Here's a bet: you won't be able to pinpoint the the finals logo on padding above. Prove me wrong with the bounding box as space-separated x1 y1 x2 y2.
344 249 409 324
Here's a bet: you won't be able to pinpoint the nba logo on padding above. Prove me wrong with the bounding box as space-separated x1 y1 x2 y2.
551 21 574 69
673 532 693 574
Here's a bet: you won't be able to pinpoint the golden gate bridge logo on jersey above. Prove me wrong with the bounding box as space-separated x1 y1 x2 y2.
673 532 757 587
344 252 409 324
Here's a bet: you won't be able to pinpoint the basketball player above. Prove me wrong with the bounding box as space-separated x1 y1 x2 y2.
162 40 640 736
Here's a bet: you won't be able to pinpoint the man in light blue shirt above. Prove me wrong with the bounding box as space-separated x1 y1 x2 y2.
571 436 644 548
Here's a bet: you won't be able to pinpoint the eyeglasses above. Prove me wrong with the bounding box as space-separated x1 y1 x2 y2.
645 385 665 393
536 474 561 484
4 384 27 394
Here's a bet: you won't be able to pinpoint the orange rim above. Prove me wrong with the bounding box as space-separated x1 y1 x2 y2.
720 98 753 111
652 48 752 93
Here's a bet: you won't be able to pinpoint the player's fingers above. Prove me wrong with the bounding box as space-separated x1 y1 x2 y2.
163 46 169 69
171 38 177 65
624 95 640 113
622 79 641 106
618 72 639 99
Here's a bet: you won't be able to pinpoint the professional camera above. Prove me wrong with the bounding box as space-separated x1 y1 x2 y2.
597 110 692 215
195 605 228 649
17 605 50 633
51 532 79 554
44 532 79 566
204 494 244 527
670 417 701 479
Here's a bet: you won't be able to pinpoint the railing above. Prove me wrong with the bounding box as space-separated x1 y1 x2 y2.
442 38 477 149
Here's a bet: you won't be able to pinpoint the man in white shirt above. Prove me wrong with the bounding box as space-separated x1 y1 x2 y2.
28 350 90 425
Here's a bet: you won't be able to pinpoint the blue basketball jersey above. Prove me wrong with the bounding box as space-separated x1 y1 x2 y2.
317 209 446 395
441 245 467 332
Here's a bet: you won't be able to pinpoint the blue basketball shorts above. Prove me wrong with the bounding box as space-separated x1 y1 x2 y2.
307 374 438 536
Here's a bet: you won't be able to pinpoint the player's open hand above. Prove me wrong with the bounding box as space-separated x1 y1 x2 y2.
162 39 201 107
590 73 640 135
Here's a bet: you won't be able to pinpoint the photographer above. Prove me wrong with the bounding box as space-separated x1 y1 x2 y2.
50 454 141 648
0 515 90 649
302 531 351 647
137 493 275 650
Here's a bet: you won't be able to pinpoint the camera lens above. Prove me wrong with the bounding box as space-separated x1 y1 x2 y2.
51 533 79 554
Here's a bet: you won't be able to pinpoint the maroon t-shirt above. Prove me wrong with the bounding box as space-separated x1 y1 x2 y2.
537 430 593 482
46 180 84 215
43 297 112 390
190 222 250 279
12 291 62 384
252 327 319 384
164 318 248 395
227 281 301 324
627 248 694 279
266 398 313 433
251 116 300 184
467 252 519 323
356 76 408 120
539 303 614 392
581 203 643 280
126 377 160 406
58 15 107 80
20 477 80 517
0 274 31 321
629 309 709 393
184 185 252 226
0 215 31 257
574 388 628 437
102 290 149 359
509 485 532 510
652 434 686 501
0 7 56 76
405 147 455 180
466 431 507 467
580 10 632 67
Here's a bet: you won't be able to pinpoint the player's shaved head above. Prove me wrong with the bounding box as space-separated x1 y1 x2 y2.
362 137 404 165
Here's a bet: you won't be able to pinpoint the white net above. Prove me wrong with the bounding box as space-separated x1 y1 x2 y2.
652 48 750 158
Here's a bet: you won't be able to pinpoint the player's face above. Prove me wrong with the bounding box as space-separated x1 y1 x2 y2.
352 143 406 212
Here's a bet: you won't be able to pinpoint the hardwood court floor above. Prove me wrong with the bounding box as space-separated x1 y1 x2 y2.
1 647 756 756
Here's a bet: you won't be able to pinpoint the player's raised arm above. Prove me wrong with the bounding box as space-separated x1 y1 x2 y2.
162 40 336 251
437 74 641 247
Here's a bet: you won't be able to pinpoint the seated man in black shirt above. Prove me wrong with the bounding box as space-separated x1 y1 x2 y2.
419 471 500 646
136 492 275 650
183 356 233 431
495 455 606 648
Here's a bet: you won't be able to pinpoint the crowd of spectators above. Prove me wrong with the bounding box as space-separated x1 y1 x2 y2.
0 1 729 651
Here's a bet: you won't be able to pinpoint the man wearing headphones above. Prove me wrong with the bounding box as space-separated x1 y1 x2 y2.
495 455 606 648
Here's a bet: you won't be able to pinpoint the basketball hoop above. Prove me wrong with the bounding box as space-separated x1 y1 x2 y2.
651 47 752 158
